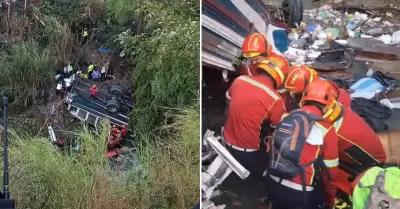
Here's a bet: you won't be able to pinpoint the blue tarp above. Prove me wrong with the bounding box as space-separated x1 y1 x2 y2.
98 48 119 54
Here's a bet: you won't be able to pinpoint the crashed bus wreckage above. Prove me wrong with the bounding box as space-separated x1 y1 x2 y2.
202 0 400 209
52 69 136 167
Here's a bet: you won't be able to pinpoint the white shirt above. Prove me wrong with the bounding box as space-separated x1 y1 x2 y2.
101 67 107 73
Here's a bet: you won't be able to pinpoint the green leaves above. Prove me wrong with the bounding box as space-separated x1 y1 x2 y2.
114 0 200 135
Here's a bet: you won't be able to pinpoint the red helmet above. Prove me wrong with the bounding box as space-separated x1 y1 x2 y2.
285 64 319 93
300 80 336 106
256 54 289 88
242 33 273 58
325 80 340 99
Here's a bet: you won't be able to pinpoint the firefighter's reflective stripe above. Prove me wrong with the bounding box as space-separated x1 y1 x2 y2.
225 90 231 100
324 158 339 168
315 123 328 136
316 124 339 168
338 133 380 164
238 76 279 100
333 117 344 132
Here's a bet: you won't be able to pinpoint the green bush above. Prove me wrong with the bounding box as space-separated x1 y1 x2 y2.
0 40 55 111
41 0 83 24
118 0 200 135
6 105 199 209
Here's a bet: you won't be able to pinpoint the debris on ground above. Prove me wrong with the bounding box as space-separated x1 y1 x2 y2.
202 1 400 209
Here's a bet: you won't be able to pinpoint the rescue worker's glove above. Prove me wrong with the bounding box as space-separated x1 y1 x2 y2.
232 55 245 70
334 198 350 209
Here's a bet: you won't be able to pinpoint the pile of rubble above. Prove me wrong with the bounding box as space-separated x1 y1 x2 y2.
283 4 400 64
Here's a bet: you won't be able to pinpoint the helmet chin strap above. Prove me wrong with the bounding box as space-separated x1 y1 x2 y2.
323 101 342 122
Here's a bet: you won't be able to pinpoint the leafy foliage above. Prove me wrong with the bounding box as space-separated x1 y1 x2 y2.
40 0 83 24
0 40 55 111
118 0 200 135
106 0 137 25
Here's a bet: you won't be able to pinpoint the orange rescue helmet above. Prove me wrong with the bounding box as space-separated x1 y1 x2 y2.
285 64 319 93
326 80 340 99
300 80 336 106
242 33 273 58
301 80 343 121
256 54 289 88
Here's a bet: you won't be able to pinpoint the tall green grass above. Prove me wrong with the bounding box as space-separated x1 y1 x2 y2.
4 105 199 209
0 40 55 111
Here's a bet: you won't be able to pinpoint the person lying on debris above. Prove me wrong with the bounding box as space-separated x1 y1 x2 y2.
89 84 98 99
265 80 339 209
223 54 289 180
284 64 352 110
232 32 276 77
349 166 400 209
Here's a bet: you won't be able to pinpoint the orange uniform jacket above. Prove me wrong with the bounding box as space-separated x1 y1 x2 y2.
290 105 339 206
224 75 286 149
338 88 351 108
333 106 387 166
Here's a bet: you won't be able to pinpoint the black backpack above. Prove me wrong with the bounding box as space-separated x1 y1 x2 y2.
266 110 328 192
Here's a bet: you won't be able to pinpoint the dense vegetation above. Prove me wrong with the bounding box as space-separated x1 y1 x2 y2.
0 0 200 208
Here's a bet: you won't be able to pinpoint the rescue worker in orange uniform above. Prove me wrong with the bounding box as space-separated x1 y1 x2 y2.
266 80 339 209
283 64 319 111
326 79 352 109
285 65 386 170
327 87 386 172
284 64 352 109
234 32 276 77
224 54 289 180
120 124 128 138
